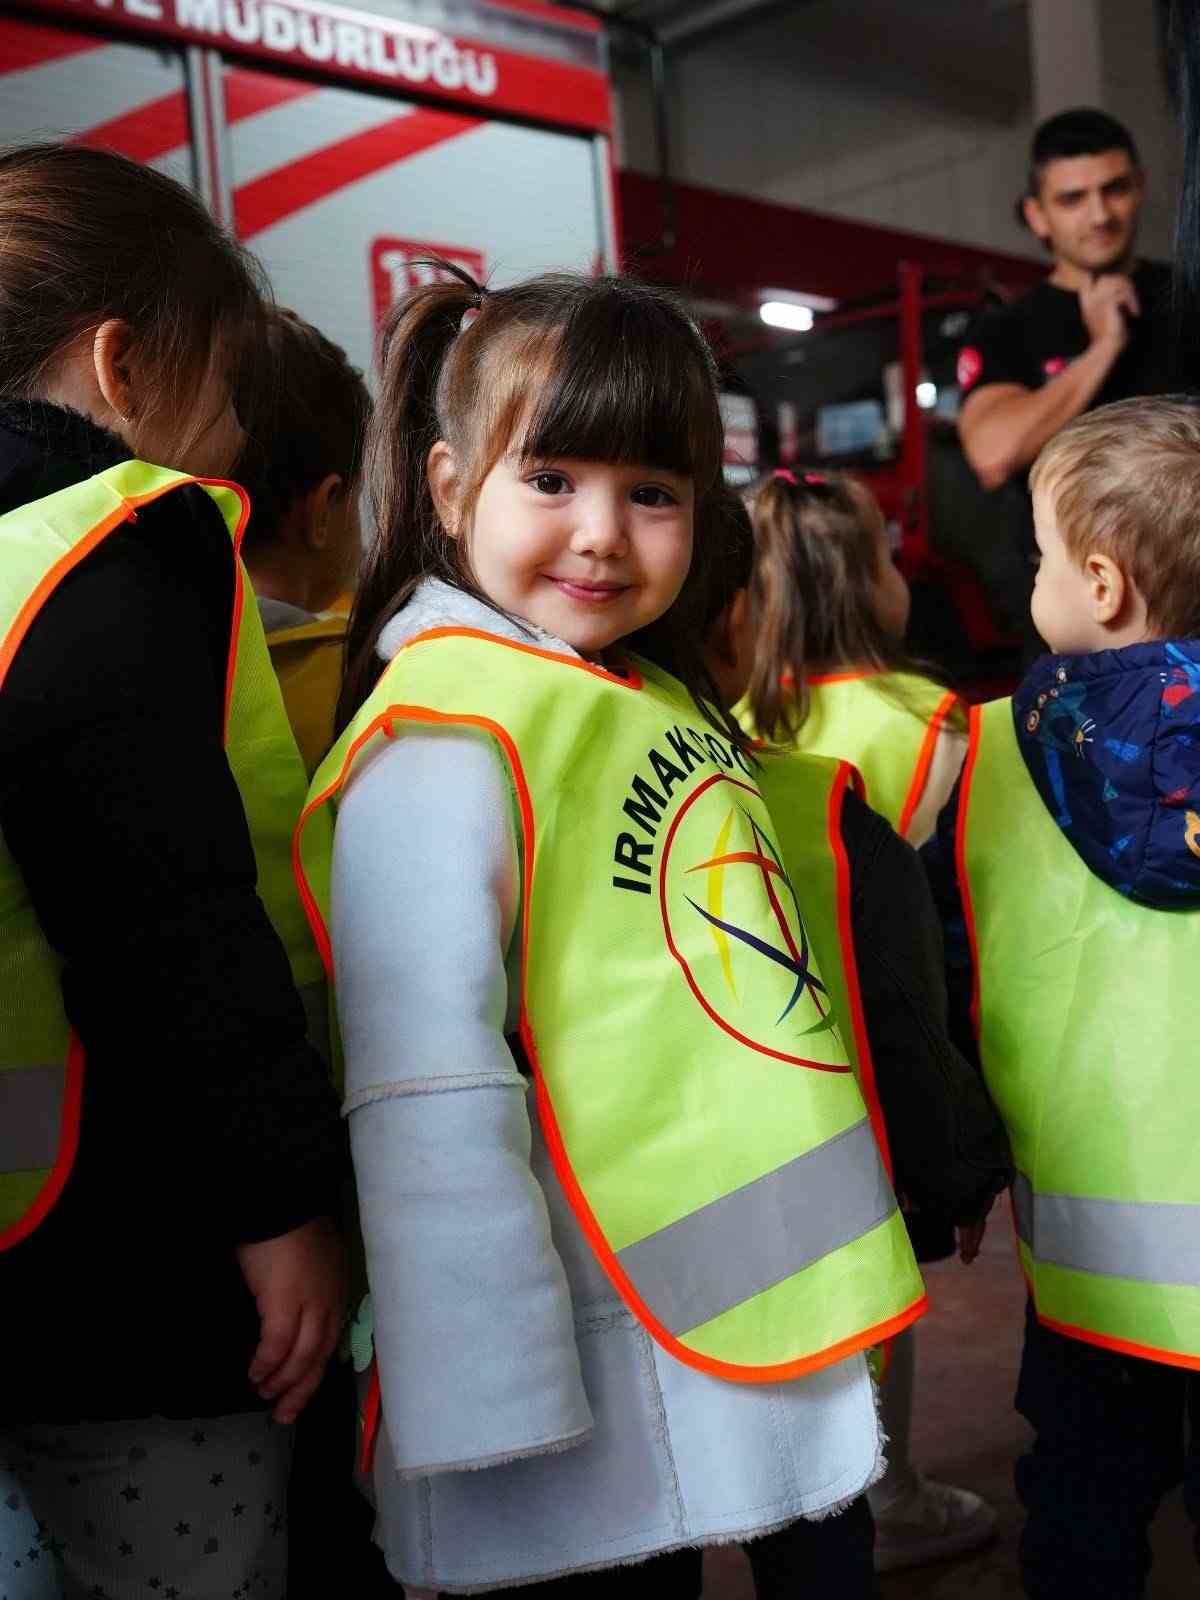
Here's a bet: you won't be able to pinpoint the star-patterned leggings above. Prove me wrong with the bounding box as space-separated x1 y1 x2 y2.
0 1411 292 1600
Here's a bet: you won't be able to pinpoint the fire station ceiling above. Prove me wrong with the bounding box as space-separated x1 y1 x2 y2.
598 0 1030 118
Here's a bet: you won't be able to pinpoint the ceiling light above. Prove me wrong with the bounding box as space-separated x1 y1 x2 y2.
916 381 938 410
760 301 814 333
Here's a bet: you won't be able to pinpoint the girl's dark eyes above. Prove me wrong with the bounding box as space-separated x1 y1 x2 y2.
632 485 678 508
527 472 680 506
531 471 570 495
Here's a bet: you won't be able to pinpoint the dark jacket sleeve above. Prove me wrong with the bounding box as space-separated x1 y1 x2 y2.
0 495 345 1247
918 773 979 1070
841 788 1009 1225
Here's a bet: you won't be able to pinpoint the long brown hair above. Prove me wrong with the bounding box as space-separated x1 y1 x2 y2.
745 469 933 741
338 264 736 737
0 142 265 460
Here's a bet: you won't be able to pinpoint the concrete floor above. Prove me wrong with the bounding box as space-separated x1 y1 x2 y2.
702 1218 1196 1599
4 1218 1194 1598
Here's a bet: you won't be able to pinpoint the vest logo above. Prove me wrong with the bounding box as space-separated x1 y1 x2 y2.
660 773 851 1071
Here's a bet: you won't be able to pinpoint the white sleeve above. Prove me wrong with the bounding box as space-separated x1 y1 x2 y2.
332 729 592 1477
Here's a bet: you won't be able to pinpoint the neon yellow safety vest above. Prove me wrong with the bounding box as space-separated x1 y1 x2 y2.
0 460 326 1252
960 697 1200 1370
296 625 925 1386
265 612 348 779
748 671 964 839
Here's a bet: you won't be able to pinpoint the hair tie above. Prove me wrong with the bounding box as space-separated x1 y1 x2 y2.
803 472 827 486
773 468 798 486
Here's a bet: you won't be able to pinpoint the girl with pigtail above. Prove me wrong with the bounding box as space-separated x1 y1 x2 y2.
298 266 932 1596
741 469 966 849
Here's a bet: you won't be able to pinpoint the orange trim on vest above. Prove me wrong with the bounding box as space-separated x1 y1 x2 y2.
897 689 963 839
395 625 644 690
294 634 926 1386
358 1358 383 1475
954 704 985 1034
205 476 252 739
829 761 894 1181
0 1031 85 1252
1033 1310 1200 1372
806 669 885 687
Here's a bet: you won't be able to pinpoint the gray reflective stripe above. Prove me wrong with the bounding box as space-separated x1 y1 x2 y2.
0 1063 65 1171
1014 1171 1200 1288
616 1118 895 1337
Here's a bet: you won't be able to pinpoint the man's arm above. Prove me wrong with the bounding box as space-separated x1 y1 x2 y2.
959 275 1136 490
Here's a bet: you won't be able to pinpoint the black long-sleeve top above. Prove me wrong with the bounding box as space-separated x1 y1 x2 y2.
0 403 345 1423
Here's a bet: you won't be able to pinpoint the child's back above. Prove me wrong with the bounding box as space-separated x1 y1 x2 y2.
959 641 1200 1359
925 396 1200 1598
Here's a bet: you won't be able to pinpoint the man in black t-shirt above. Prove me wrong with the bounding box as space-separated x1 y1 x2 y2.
959 108 1174 492
956 110 1176 648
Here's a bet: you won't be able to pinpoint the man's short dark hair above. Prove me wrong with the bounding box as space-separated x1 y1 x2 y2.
1025 107 1141 201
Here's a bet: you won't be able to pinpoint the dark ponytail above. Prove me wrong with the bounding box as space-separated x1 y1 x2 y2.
337 268 482 731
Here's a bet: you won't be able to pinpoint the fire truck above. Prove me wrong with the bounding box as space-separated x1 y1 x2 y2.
0 0 618 379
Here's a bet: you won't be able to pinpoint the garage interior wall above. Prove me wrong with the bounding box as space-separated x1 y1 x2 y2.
612 0 1179 264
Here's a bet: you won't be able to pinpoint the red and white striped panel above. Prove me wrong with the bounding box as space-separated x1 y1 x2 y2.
223 64 604 380
0 17 193 189
0 19 605 386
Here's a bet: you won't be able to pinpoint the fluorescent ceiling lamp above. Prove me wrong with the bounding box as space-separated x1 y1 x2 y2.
916 381 938 410
760 301 814 332
761 287 838 312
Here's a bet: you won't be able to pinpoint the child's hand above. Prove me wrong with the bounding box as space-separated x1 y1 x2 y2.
956 1216 989 1265
236 1217 349 1424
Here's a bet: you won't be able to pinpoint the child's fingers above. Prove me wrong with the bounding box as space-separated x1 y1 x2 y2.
268 1312 337 1423
260 1305 332 1407
271 1362 325 1425
248 1301 301 1388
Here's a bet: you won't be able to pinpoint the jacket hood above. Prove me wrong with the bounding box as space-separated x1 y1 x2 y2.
1014 641 1200 908
377 577 578 663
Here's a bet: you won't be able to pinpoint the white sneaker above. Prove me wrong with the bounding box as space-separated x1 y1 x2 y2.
872 1474 997 1573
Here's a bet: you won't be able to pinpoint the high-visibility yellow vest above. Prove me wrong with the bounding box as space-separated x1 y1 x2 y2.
748 671 964 839
0 461 326 1251
960 697 1200 1370
296 625 925 1385
265 611 347 779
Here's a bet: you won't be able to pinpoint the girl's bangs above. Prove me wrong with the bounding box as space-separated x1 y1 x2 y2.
514 293 721 485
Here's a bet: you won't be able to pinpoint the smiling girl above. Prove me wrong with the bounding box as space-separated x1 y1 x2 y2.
295 270 928 1596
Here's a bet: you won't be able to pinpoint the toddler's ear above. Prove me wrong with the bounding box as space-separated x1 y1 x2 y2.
1085 551 1127 628
427 441 464 538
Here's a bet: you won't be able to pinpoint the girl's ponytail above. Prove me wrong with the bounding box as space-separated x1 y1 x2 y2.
745 474 814 742
338 268 481 731
745 470 948 744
